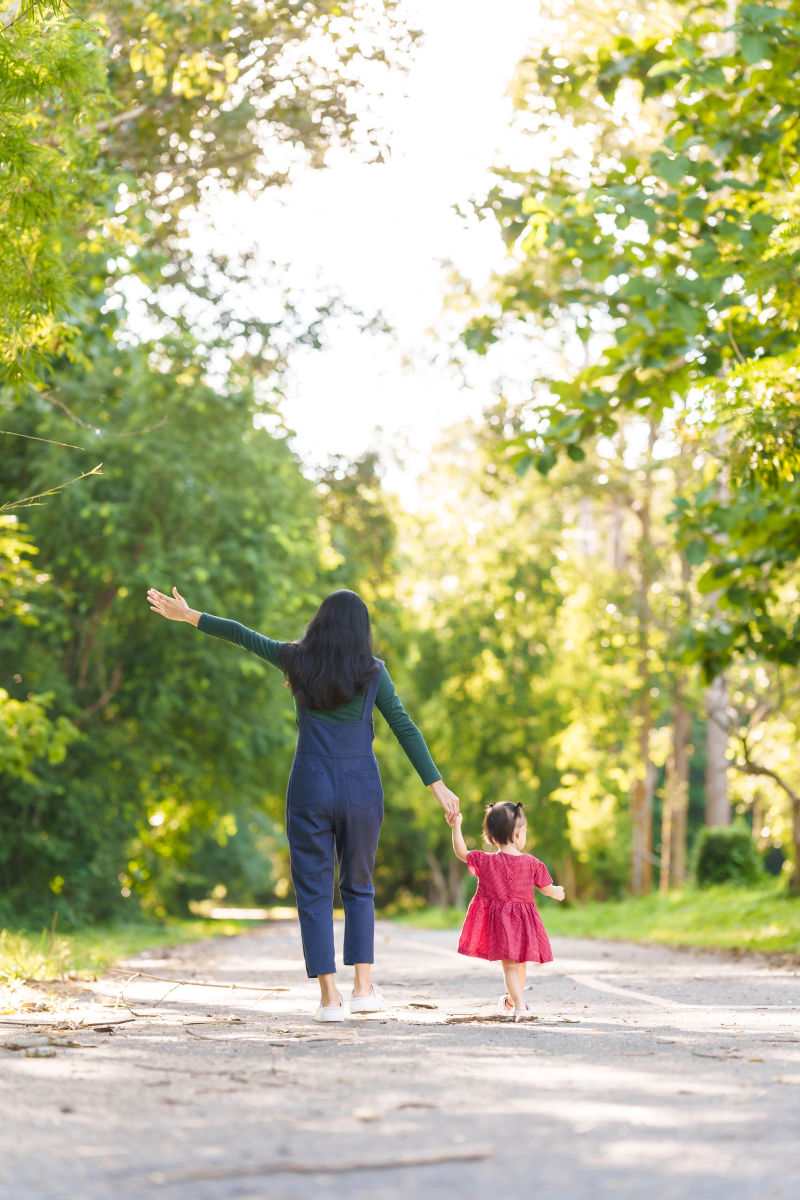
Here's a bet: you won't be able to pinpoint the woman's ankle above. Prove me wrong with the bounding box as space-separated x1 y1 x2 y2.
353 964 372 998
318 973 340 1008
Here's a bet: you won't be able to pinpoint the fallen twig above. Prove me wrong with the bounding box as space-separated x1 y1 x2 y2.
146 1146 494 1183
445 1014 538 1024
184 1027 354 1045
246 990 280 1009
0 1015 134 1027
107 968 289 995
113 973 136 1014
152 983 183 1009
2 1035 94 1050
182 1016 246 1026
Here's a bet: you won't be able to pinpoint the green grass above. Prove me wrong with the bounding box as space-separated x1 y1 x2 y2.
0 918 256 983
392 906 469 931
6 883 799 985
392 882 800 956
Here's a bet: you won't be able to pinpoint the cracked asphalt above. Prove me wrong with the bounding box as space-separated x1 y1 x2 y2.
2 920 800 1200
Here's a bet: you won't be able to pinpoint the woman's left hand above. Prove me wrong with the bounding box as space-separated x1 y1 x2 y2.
429 779 460 819
147 586 201 626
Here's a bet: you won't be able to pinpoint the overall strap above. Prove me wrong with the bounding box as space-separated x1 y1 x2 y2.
360 659 384 722
296 660 384 721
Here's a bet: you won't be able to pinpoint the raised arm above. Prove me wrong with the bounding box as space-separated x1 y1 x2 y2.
148 587 201 626
147 588 283 668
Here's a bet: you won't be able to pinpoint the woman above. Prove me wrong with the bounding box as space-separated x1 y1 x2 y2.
147 585 460 1021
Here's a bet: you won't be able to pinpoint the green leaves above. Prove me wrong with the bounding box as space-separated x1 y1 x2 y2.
462 0 800 633
463 318 500 355
684 540 709 568
740 32 770 62
651 152 692 186
672 364 800 670
647 58 683 79
0 2 113 385
3 0 418 388
536 447 558 476
0 335 326 921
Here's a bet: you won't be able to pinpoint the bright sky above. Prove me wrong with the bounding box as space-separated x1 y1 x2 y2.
202 0 543 507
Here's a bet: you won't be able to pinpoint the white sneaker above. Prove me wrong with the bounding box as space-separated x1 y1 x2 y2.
514 1003 536 1020
314 992 347 1022
350 984 388 1014
497 993 515 1019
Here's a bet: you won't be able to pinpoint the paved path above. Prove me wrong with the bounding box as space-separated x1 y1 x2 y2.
2 920 800 1199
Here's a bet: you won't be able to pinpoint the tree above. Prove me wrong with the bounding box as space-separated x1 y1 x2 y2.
0 518 78 781
0 1 113 384
462 0 800 677
2 0 417 383
724 661 800 890
0 0 421 920
398 417 612 900
448 0 800 888
0 327 328 924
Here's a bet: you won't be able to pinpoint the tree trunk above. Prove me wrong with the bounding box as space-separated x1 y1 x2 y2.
607 500 626 570
426 851 449 908
705 673 730 826
660 695 691 892
630 423 658 896
631 758 656 895
448 859 465 909
558 852 577 901
578 495 595 556
734 764 800 894
659 791 672 895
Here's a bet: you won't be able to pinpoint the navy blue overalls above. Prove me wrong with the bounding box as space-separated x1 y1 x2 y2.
286 661 385 978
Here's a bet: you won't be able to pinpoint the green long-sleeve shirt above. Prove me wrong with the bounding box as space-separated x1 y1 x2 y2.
197 614 441 786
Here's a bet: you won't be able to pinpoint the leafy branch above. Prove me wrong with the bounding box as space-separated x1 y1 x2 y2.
0 464 103 513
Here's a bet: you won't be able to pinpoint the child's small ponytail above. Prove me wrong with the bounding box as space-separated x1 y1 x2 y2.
483 800 526 846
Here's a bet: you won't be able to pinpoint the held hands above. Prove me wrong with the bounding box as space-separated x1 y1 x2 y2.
147 587 201 626
446 811 462 830
429 779 460 820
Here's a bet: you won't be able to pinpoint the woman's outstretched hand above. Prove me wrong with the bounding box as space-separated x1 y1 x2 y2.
147 587 201 626
429 779 460 820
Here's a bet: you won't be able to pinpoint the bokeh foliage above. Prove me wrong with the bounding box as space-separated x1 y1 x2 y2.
1 0 416 385
464 0 800 674
0 329 325 923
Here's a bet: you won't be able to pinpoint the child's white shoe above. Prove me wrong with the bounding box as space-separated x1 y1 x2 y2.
514 1003 536 1020
315 992 347 1022
497 993 515 1019
350 984 387 1014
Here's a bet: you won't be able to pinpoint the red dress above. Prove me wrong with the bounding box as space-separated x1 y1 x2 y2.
457 851 554 964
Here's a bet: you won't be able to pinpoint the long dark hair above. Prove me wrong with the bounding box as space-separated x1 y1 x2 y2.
279 590 378 710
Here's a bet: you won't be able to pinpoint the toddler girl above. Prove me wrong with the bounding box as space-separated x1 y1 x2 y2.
449 802 564 1018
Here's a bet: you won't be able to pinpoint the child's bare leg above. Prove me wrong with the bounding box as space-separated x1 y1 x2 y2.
518 963 527 996
502 960 525 1011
